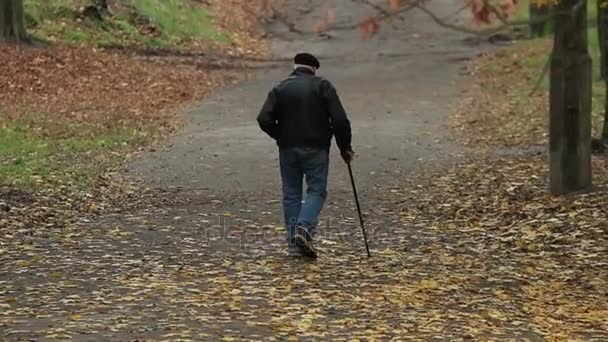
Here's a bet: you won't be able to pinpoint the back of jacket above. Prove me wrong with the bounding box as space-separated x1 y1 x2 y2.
257 67 352 152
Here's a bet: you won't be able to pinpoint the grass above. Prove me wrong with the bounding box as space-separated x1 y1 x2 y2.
515 0 605 119
23 0 227 48
0 114 152 188
24 0 78 25
65 29 92 43
459 0 608 146
130 0 227 43
3 0 228 188
515 0 599 32
507 0 602 85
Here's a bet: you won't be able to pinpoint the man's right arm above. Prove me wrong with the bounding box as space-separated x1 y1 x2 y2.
321 80 353 155
257 88 280 140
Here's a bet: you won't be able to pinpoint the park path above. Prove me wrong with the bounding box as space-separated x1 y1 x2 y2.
0 1 537 340
130 0 472 194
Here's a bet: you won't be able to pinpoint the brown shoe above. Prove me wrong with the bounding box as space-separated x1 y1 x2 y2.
294 225 317 259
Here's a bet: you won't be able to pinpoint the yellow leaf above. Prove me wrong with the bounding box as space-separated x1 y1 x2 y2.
494 290 510 301
16 260 32 267
417 279 439 290
296 317 314 331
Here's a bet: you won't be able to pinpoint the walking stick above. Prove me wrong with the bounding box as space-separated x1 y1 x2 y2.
347 162 371 258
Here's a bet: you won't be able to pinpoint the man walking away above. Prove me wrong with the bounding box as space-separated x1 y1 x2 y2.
257 53 355 259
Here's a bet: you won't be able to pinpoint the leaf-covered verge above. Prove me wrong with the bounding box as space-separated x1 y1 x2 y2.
453 28 604 147
0 1 278 228
0 45 230 234
392 155 608 339
0 44 237 188
443 20 607 339
453 41 551 147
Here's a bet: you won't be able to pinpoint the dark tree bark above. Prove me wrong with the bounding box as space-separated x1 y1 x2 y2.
0 0 28 43
98 0 108 11
603 83 608 142
549 0 592 195
529 2 551 37
597 0 608 142
597 0 608 79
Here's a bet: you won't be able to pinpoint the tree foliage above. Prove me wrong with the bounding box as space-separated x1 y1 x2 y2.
322 0 573 38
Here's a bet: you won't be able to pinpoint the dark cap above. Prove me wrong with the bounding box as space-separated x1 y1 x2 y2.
294 53 320 69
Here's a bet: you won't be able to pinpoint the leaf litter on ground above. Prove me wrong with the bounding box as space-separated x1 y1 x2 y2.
1 153 607 340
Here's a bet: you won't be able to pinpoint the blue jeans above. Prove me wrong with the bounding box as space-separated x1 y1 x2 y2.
279 146 329 242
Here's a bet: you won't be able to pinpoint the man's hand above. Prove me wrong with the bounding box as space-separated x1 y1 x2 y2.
341 149 355 164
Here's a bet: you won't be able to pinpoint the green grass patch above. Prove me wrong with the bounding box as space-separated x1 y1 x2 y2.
65 29 92 43
517 1 605 121
130 0 227 43
0 114 153 188
23 0 227 48
515 0 600 35
457 1 608 146
24 0 82 27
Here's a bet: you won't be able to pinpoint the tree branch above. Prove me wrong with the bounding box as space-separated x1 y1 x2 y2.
446 3 471 20
415 0 583 37
327 0 419 31
483 0 508 24
352 0 406 22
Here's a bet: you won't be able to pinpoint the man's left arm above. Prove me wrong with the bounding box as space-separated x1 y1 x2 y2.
257 88 280 140
321 80 352 152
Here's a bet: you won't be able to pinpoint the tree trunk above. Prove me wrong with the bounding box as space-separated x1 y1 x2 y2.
0 0 28 43
98 0 108 10
97 0 109 14
530 2 551 37
598 0 608 79
603 83 608 142
549 0 592 195
597 0 608 142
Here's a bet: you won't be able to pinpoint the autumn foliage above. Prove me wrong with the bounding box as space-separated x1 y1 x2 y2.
356 0 528 38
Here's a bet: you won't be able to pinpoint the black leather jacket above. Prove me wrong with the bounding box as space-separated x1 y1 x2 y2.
257 67 352 152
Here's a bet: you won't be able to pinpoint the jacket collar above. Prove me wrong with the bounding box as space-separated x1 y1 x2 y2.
290 67 315 76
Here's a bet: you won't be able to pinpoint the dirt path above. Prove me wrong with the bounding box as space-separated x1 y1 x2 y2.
0 1 511 340
130 0 473 194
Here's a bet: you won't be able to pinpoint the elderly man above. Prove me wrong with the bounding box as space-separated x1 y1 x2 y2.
257 52 354 259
